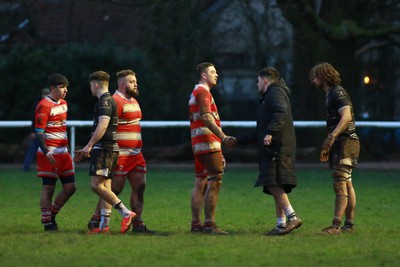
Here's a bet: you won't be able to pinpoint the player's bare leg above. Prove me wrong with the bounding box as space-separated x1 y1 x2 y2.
204 179 221 223
91 176 135 233
266 185 301 236
345 180 356 220
191 178 207 232
322 167 351 234
50 181 76 227
40 184 56 231
203 178 227 234
127 171 145 221
88 199 101 230
333 181 348 219
126 171 154 233
91 176 120 205
342 180 356 232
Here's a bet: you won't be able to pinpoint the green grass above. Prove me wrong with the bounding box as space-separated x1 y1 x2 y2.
0 166 399 267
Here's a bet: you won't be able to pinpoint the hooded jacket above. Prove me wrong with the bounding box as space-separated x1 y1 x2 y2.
237 78 296 189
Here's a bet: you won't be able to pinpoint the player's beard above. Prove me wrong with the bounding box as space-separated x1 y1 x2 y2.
312 82 322 91
126 87 139 98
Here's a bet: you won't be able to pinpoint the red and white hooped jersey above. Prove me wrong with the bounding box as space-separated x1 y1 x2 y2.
113 90 142 154
35 96 68 149
189 84 222 155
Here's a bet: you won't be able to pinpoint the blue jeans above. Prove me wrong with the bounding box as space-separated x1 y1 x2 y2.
23 139 39 171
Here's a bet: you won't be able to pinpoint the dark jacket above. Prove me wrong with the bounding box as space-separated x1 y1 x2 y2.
237 79 296 191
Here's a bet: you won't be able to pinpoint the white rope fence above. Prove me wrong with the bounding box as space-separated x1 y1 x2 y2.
1 120 400 164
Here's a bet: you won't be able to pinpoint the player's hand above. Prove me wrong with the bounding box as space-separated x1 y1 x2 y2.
73 150 90 162
320 149 329 162
46 151 57 164
320 135 334 162
222 136 237 147
263 134 272 146
322 135 334 151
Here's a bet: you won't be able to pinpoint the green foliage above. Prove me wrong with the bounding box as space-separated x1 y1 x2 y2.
0 167 399 267
0 42 153 120
0 42 164 144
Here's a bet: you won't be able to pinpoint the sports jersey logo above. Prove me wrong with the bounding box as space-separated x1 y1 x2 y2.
123 103 139 113
50 104 68 116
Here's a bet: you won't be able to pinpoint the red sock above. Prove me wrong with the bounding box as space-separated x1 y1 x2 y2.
51 199 64 217
41 208 52 223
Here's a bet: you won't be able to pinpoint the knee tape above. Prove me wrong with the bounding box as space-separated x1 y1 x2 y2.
332 170 351 182
207 173 223 181
333 181 348 198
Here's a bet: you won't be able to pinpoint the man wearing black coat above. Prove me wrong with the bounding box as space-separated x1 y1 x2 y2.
232 67 302 236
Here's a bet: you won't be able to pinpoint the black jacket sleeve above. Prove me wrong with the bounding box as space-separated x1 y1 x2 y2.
265 86 288 136
236 129 257 145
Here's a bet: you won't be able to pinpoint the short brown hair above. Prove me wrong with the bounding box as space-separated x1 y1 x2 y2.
48 73 68 87
116 69 136 79
196 62 214 79
88 70 110 83
258 67 280 82
309 62 341 86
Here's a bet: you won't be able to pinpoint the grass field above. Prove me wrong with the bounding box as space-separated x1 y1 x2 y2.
0 166 399 267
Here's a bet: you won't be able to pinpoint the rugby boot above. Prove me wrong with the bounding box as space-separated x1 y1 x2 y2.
190 222 204 233
321 225 341 235
132 223 156 234
88 226 110 235
265 225 288 236
286 217 302 233
341 224 355 233
43 221 58 232
120 211 136 234
203 225 228 235
87 219 100 231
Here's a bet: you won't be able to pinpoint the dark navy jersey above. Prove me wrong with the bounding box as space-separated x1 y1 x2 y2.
92 92 119 152
325 85 356 136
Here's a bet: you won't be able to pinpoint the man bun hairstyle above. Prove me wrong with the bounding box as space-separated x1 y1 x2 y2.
48 73 69 87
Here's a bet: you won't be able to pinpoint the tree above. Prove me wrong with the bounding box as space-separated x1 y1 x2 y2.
275 0 400 120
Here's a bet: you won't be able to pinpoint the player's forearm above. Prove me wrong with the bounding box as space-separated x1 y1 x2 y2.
35 132 49 154
87 126 107 147
201 113 225 140
330 108 351 138
87 116 110 147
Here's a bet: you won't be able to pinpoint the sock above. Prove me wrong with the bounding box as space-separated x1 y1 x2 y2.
277 217 287 227
51 198 64 218
41 208 52 224
100 209 111 229
283 205 297 221
332 217 342 227
344 219 354 228
133 219 143 227
90 214 101 223
113 200 130 217
204 220 215 227
191 220 203 228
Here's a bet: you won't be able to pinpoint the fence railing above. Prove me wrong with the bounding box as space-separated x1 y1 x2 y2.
1 120 400 162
